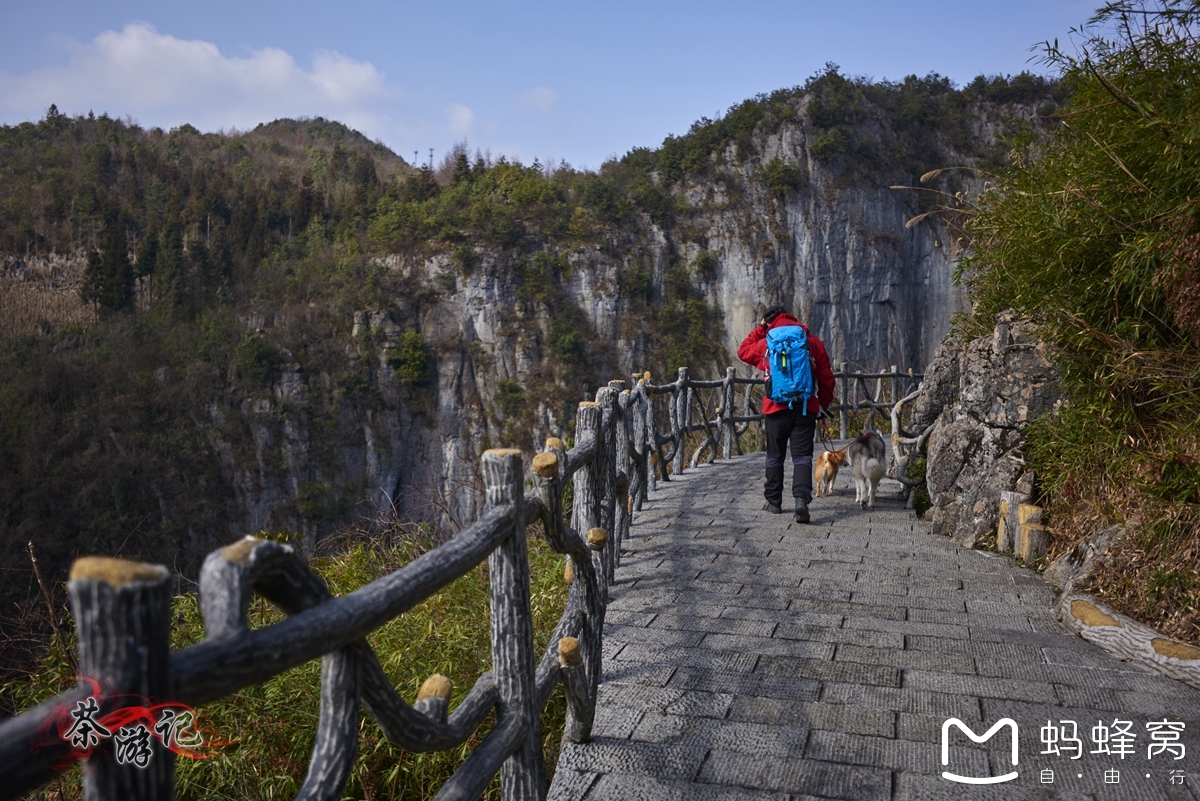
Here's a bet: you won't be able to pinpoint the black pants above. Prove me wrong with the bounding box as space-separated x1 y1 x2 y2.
764 407 816 506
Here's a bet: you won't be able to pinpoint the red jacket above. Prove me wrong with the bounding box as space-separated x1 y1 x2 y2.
738 313 836 415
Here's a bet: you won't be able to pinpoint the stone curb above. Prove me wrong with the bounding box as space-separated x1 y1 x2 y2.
1055 591 1200 690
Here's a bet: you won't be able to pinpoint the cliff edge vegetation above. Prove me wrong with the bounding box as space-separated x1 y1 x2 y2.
960 1 1200 644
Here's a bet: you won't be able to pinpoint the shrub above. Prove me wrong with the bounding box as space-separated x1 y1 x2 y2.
758 158 805 199
691 251 719 282
494 378 525 419
231 331 275 386
388 329 431 385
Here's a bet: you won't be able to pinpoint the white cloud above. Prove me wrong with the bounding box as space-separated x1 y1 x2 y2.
517 86 557 114
0 22 397 134
446 103 474 135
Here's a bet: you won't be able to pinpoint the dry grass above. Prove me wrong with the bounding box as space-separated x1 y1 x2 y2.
0 283 96 344
1044 475 1200 645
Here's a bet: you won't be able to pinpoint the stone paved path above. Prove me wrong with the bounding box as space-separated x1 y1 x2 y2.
548 452 1200 801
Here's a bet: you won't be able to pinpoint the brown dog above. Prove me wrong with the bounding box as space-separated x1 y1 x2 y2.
814 448 849 497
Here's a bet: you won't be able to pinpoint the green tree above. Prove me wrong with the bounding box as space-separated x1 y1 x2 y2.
80 212 134 315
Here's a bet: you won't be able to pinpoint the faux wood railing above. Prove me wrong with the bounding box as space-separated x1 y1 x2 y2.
0 365 922 801
635 365 923 487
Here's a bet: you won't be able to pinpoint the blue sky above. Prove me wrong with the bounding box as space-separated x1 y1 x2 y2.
1 1 1094 170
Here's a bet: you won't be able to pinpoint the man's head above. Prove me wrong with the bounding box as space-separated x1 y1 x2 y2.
761 306 789 326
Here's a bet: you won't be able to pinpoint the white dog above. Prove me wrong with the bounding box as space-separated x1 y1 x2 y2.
847 431 886 509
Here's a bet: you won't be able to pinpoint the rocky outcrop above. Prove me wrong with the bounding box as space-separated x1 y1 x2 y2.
922 311 1061 547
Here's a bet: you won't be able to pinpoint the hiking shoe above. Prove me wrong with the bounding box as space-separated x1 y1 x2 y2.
762 502 783 515
794 499 810 524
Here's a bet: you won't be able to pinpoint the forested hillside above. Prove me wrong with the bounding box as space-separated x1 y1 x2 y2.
0 68 1061 698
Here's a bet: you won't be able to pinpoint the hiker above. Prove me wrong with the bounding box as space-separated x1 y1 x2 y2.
738 306 836 523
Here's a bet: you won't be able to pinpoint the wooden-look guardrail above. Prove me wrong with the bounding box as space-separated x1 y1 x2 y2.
0 364 922 801
634 364 923 487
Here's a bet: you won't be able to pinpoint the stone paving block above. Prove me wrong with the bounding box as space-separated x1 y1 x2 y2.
1041 646 1162 675
669 667 823 702
605 610 657 627
808 554 866 566
805 728 962 775
966 599 1032 616
581 773 789 801
547 769 600 801
821 681 983 719
676 588 769 608
613 643 759 672
607 593 678 614
696 748 893 800
969 628 1099 650
1043 663 1178 691
1028 615 1075 635
601 661 676 687
650 613 778 638
720 587 794 610
775 621 905 649
602 639 626 661
844 616 972 639
796 577 864 597
757 654 901 687
710 554 782 571
690 578 747 594
591 707 645 739
863 593 970 614
904 582 968 597
910 608 1018 630
595 682 684 710
701 632 837 659
854 567 917 584
905 669 1060 702
745 566 804 587
606 624 706 648
905 634 1046 661
978 696 1108 727
788 597 906 620
974 656 1053 682
663 689 736 719
835 643 976 674
631 712 809 757
716 604 803 622
1054 685 1199 716
727 696 895 736
556 740 708 782
763 608 845 628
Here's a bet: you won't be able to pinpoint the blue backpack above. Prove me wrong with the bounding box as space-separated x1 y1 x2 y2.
764 325 815 412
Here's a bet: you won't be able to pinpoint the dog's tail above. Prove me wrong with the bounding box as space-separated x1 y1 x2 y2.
863 455 885 480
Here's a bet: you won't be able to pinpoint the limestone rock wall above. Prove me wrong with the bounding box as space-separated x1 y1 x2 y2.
920 311 1062 547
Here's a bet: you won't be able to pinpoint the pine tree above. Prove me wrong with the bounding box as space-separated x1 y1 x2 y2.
80 212 134 316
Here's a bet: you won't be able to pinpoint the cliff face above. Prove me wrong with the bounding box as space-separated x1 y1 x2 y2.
688 125 968 372
274 99 1005 530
